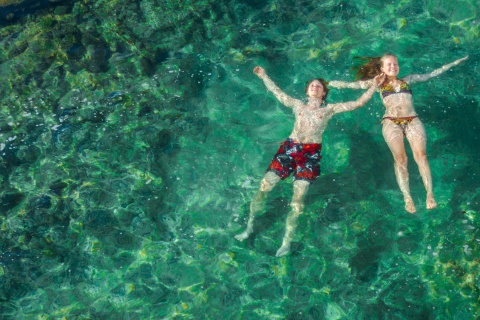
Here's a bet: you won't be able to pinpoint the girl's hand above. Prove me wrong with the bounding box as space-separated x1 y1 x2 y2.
373 73 386 87
455 55 469 65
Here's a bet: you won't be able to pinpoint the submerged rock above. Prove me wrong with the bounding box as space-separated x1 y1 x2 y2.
1 0 75 26
84 209 117 234
49 181 68 196
28 195 52 209
0 190 24 211
0 0 23 6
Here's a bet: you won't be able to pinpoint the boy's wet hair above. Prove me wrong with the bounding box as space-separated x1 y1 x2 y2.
305 78 329 103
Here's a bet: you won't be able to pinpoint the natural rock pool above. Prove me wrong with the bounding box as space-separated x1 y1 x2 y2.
1 0 479 318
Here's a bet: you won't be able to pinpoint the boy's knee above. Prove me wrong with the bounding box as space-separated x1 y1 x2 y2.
260 173 280 191
260 180 275 192
290 200 304 214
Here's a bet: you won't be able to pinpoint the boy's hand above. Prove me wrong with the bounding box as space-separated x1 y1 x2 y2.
253 66 266 77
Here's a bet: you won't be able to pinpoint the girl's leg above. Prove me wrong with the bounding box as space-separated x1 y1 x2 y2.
276 179 310 257
382 120 416 213
406 119 437 209
235 171 281 241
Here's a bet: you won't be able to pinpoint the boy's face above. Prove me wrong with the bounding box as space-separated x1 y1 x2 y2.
307 80 325 99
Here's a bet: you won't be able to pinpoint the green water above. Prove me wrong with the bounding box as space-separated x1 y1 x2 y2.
0 0 479 318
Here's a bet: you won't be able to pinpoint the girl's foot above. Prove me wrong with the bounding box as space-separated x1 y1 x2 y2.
426 194 437 210
405 197 416 214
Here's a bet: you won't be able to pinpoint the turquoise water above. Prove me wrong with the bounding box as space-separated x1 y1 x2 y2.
0 0 479 318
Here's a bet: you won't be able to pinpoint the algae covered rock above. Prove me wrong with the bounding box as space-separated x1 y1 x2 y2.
0 0 26 7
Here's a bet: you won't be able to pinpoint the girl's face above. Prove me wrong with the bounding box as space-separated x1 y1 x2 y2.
381 55 400 78
307 80 325 99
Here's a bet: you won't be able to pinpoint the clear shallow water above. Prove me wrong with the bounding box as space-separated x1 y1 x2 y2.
0 0 479 318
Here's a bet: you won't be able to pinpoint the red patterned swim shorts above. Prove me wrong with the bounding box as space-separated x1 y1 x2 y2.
267 139 322 182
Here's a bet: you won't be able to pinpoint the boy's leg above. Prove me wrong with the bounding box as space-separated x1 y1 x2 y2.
235 171 281 241
276 179 310 257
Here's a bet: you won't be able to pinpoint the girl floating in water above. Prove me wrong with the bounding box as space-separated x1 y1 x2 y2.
235 66 383 257
329 54 468 213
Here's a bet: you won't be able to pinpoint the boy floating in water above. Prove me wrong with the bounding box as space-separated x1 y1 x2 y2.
235 66 383 257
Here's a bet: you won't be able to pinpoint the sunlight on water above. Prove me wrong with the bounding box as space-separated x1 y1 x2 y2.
0 0 479 318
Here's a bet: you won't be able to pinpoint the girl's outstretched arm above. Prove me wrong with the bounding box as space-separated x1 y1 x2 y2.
328 79 373 90
329 74 384 114
402 56 468 83
254 66 301 108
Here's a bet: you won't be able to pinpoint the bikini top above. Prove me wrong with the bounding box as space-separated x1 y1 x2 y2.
380 81 412 99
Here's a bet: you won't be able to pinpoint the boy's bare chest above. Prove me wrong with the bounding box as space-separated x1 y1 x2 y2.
297 106 327 120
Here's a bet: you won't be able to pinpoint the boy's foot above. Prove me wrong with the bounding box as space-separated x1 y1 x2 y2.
234 231 250 241
275 243 291 257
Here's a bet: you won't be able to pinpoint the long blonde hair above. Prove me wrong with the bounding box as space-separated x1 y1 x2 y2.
351 54 398 80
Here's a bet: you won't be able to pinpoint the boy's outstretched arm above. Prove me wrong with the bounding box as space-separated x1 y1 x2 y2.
254 66 301 108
